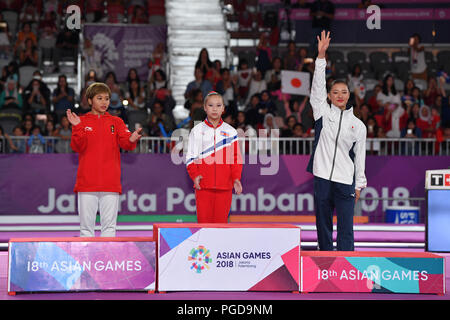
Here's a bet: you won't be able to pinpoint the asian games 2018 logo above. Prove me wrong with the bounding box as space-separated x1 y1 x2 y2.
188 245 212 274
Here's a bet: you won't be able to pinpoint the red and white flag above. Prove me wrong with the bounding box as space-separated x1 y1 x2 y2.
281 70 310 96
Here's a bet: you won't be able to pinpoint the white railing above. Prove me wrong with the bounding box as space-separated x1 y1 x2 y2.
1 136 449 156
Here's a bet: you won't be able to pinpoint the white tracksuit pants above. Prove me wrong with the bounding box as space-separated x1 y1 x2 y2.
77 192 119 237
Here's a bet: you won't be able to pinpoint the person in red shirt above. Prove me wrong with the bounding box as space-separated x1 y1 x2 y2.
67 82 142 237
186 91 243 223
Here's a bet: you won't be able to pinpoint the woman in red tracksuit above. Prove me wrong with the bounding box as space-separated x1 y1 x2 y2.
186 91 243 223
67 82 142 237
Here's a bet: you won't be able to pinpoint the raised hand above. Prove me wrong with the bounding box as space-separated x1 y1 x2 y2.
317 30 331 59
129 127 143 143
66 109 80 126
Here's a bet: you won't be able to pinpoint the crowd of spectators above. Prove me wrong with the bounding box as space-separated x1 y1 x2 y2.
0 0 449 155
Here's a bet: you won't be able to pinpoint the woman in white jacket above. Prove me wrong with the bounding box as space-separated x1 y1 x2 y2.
306 31 367 251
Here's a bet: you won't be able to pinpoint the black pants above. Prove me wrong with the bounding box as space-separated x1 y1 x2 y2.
314 176 355 251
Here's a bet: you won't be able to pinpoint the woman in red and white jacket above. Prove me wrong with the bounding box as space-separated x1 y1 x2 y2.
67 82 142 237
186 91 243 223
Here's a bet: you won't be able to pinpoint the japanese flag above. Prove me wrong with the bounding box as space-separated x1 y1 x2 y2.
281 70 310 96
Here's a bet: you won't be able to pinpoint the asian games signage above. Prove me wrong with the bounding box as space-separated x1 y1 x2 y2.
157 225 300 291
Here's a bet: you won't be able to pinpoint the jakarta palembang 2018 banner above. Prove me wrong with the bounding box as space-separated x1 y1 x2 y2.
83 24 167 82
0 154 449 221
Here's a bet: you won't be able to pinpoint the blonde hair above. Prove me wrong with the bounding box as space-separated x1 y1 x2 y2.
85 82 111 105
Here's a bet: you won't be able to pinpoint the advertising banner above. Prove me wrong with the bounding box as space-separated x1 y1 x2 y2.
8 238 156 293
156 223 300 291
83 24 167 82
1 154 449 222
301 252 444 294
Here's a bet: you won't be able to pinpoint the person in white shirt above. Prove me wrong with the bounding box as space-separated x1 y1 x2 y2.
307 31 367 251
409 33 427 81
376 74 405 138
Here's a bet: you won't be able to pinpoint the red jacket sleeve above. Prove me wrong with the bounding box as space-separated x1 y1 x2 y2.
70 122 87 153
116 118 137 151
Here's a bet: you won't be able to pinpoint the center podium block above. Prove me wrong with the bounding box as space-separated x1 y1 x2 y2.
301 251 445 294
154 223 301 292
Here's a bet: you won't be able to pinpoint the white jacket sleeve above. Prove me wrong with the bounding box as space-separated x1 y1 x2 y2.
354 124 367 190
310 58 329 121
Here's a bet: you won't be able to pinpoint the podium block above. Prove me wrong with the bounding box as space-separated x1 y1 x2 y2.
8 237 156 293
154 223 301 291
301 251 445 294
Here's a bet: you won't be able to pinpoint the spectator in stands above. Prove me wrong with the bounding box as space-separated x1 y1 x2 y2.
255 33 272 77
43 0 61 15
14 22 37 56
400 118 422 155
265 56 282 92
366 117 378 138
283 95 308 124
416 105 440 138
195 48 214 82
236 58 252 104
54 115 71 153
124 67 141 92
377 74 406 138
0 76 22 110
19 2 39 27
147 42 167 83
125 79 146 110
308 0 335 56
184 67 213 101
19 38 38 67
403 79 415 97
24 79 49 114
5 126 26 153
52 75 75 118
85 0 104 22
235 111 255 135
27 125 46 153
257 90 277 119
408 33 427 81
347 64 365 109
401 118 422 139
216 68 238 114
284 41 299 71
22 117 33 137
189 89 207 124
245 93 261 129
148 69 168 98
0 12 12 51
131 5 149 24
43 119 57 153
104 71 122 97
108 92 128 123
53 28 79 73
106 0 125 23
411 86 424 106
259 112 278 136
147 100 175 137
367 84 382 114
424 77 441 107
357 103 371 126
245 69 267 106
281 115 297 137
